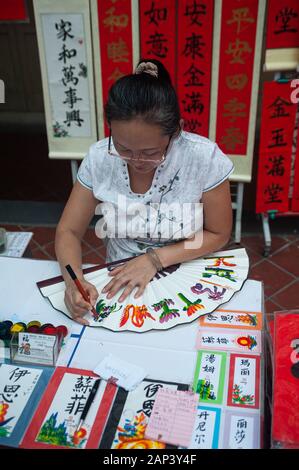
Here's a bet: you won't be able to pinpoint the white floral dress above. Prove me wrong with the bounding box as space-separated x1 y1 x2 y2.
77 130 234 263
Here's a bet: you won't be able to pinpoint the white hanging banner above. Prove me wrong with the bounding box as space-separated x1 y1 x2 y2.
33 0 97 159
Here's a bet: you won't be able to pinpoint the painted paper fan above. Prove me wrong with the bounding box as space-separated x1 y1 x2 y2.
38 248 249 333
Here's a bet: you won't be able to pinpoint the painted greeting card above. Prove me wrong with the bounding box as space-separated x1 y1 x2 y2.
189 405 222 449
222 410 260 449
99 379 189 449
0 364 53 447
192 350 227 405
37 248 249 332
21 367 116 449
227 354 260 409
199 309 263 330
196 328 261 354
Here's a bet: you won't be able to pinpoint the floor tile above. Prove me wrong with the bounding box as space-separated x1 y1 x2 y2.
242 235 289 257
284 234 299 242
0 224 23 231
270 244 299 277
30 247 54 261
245 246 264 267
249 260 294 297
26 227 57 247
82 250 106 265
264 297 282 314
42 242 56 260
271 281 299 310
83 228 103 249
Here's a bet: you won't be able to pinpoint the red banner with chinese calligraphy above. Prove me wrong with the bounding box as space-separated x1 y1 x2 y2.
291 134 299 212
177 0 214 137
256 82 297 214
0 0 27 21
216 0 258 155
139 0 176 86
272 312 299 448
97 0 134 136
266 0 299 49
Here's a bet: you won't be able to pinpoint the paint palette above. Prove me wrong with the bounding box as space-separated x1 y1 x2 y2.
38 248 249 333
0 320 68 340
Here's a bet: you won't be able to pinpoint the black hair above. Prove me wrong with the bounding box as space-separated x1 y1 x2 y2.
104 59 181 136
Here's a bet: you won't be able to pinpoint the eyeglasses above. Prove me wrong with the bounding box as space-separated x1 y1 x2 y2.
108 131 172 166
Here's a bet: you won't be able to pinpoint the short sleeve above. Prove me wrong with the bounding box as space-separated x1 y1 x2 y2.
202 143 234 192
77 149 93 190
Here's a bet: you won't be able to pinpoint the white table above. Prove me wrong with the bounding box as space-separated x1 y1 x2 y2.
0 256 263 384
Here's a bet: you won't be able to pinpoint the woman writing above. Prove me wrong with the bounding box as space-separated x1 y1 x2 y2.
55 59 234 325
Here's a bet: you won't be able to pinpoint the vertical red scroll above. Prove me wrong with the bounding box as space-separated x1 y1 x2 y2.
216 0 258 155
139 0 176 87
97 0 134 135
256 82 297 214
177 0 214 137
0 0 27 21
266 0 299 50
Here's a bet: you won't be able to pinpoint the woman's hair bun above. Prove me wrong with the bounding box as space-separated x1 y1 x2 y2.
134 59 172 85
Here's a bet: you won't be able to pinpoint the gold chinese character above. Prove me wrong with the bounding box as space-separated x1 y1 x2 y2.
103 6 128 32
108 67 126 82
223 98 247 123
226 39 252 64
226 74 248 90
227 8 255 34
220 128 245 151
107 37 129 62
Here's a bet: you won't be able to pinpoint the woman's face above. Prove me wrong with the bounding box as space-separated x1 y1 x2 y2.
109 119 171 174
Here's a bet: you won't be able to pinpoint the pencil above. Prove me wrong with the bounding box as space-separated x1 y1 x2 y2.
65 264 97 317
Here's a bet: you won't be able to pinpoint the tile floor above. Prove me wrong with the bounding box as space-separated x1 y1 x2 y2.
1 223 298 314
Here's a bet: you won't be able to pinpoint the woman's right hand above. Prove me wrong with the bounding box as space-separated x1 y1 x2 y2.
64 280 99 325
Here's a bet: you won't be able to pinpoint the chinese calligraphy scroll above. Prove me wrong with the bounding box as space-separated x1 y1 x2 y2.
139 0 176 85
94 0 135 137
291 109 299 212
177 0 214 137
33 0 97 159
256 81 297 214
210 0 265 182
0 0 28 21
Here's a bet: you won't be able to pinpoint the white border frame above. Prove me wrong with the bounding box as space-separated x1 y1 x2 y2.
264 48 299 71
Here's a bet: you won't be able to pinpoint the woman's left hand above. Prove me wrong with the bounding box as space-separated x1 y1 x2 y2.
101 254 157 302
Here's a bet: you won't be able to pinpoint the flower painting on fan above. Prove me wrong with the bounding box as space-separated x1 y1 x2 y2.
38 248 249 333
